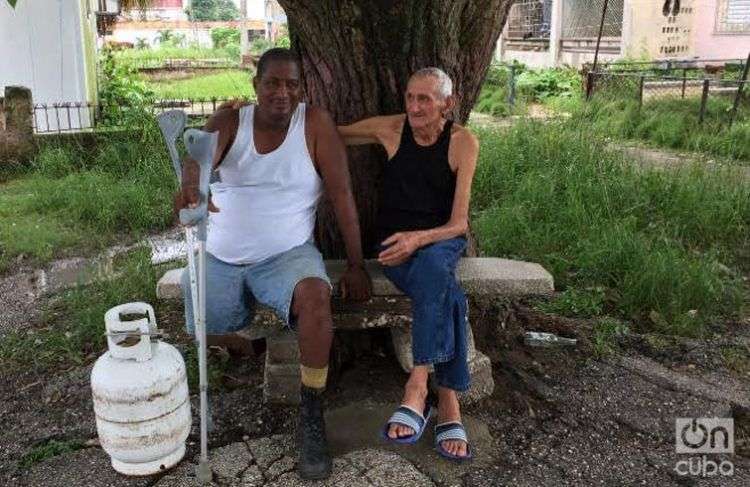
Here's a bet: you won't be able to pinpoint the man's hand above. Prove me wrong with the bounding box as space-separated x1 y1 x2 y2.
172 185 219 224
339 265 372 301
378 231 424 266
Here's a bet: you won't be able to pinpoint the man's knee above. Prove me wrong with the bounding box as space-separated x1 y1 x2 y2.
415 245 451 275
409 247 452 299
292 278 332 326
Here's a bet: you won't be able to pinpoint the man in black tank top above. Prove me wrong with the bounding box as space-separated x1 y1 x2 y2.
339 68 479 462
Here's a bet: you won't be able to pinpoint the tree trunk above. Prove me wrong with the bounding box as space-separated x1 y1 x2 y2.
277 0 514 258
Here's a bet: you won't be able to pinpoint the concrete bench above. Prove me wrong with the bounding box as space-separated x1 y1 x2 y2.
156 258 554 405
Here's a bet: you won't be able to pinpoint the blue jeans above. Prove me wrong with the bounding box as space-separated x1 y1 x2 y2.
380 237 470 392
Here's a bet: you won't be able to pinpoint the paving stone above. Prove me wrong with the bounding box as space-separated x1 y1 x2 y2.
245 435 295 472
210 442 253 482
365 461 435 487
239 464 263 487
264 455 296 481
153 460 219 487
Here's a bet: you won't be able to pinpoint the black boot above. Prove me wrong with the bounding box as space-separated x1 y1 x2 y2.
297 385 332 480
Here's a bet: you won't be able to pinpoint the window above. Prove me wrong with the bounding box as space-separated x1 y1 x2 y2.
716 0 750 33
506 0 552 40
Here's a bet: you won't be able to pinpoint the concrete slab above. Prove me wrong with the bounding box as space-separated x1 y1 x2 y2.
157 268 184 300
157 258 554 300
325 400 495 486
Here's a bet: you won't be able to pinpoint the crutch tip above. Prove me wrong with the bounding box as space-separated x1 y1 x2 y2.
195 461 212 483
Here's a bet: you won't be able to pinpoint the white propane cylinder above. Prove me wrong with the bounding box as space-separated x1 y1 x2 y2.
91 302 191 476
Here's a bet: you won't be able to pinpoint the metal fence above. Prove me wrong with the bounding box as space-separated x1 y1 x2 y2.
32 97 253 134
129 58 242 71
562 0 623 38
587 72 749 127
589 58 748 81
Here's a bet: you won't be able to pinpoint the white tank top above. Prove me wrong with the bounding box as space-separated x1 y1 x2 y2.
206 103 322 264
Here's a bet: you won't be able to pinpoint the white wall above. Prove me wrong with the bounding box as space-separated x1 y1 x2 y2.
497 46 555 68
0 0 93 131
110 27 213 48
246 0 265 20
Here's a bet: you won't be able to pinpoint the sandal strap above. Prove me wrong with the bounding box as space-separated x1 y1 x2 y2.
435 422 468 444
386 406 426 433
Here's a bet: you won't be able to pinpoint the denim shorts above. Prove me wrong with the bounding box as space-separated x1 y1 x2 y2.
182 240 331 335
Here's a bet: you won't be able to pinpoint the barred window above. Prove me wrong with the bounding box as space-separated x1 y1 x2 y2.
506 0 552 40
716 0 750 33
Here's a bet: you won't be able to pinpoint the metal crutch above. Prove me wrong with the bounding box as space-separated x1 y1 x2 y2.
158 111 217 483
158 112 199 325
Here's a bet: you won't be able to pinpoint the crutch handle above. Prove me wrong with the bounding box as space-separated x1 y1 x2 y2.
181 129 218 233
157 110 188 184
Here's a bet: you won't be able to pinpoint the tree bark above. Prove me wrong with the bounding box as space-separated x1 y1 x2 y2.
277 0 514 258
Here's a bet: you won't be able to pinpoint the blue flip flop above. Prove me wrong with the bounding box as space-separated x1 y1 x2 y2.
381 404 433 444
435 421 473 462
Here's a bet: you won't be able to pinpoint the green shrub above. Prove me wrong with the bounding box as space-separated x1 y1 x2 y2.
515 68 581 101
211 27 240 49
250 37 274 55
97 49 155 124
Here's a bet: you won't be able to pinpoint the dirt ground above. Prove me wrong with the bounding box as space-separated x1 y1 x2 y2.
1 294 749 486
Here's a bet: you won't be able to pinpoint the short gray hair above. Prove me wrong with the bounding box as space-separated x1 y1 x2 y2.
410 67 453 99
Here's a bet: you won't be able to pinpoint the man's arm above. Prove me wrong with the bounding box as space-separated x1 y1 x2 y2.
378 128 479 265
310 107 371 300
337 115 401 146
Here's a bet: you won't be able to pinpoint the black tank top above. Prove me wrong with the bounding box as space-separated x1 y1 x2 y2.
376 118 456 242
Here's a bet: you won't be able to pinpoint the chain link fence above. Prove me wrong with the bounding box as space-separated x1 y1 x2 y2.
587 72 749 127
562 0 623 39
590 58 748 80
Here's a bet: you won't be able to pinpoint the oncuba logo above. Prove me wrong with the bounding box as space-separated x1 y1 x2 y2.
674 418 734 477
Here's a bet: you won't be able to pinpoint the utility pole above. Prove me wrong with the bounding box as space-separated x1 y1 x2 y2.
586 0 610 99
239 0 249 57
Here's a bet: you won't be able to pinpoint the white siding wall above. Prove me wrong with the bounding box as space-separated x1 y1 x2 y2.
0 0 93 131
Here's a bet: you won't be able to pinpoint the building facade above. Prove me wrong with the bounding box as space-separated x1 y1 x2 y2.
0 0 98 130
497 0 750 68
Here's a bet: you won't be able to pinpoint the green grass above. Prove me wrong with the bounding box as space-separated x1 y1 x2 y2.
721 344 750 375
472 120 750 336
0 119 175 273
577 96 750 162
0 247 163 371
19 439 86 469
114 46 236 64
145 69 254 99
534 287 606 318
592 317 630 357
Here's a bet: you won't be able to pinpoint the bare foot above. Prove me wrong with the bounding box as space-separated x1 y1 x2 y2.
437 387 468 458
388 367 429 439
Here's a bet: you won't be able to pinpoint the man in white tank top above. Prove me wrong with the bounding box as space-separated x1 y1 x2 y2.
175 49 371 481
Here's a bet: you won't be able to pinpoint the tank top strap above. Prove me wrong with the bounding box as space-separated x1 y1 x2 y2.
439 120 454 144
398 116 414 149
